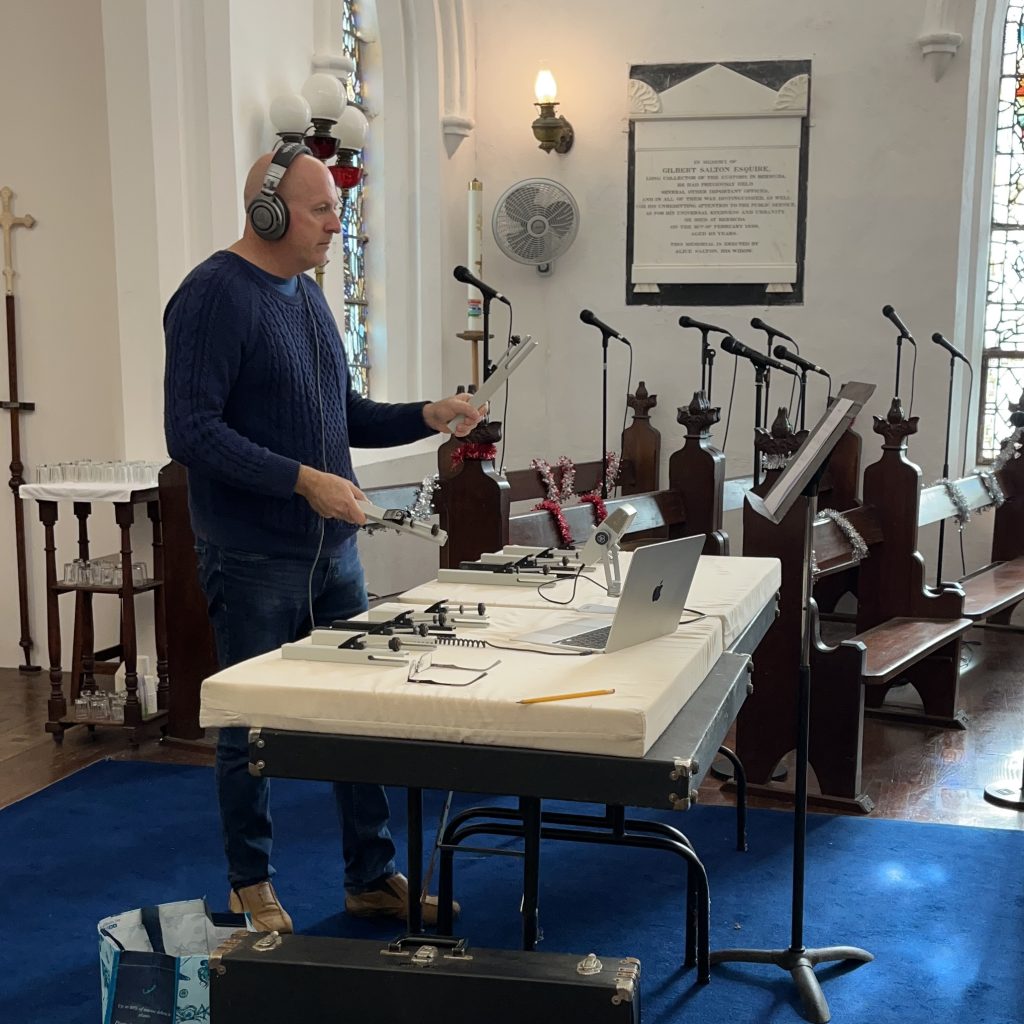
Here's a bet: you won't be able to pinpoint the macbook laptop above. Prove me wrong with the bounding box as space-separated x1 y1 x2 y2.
516 534 705 653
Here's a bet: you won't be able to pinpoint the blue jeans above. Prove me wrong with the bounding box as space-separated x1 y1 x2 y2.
195 537 397 893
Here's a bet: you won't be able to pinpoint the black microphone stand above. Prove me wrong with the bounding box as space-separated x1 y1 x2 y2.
798 369 808 431
696 327 717 404
713 467 874 1023
480 294 495 382
893 333 909 407
753 364 768 487
714 382 877 1023
600 331 610 499
936 351 957 588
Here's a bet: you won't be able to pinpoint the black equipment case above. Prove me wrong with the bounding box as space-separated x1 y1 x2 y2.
210 931 641 1023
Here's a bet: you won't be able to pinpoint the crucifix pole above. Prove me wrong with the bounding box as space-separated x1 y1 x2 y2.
1 186 40 672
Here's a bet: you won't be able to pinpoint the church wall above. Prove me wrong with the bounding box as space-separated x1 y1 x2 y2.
0 0 124 670
455 0 994 572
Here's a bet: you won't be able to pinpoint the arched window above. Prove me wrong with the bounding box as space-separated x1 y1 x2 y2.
982 2 1024 459
340 0 370 397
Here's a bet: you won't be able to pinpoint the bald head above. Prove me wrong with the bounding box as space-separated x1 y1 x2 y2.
232 149 342 277
242 150 332 211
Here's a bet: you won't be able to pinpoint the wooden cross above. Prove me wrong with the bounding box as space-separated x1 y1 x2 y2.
626 380 657 419
1 186 35 296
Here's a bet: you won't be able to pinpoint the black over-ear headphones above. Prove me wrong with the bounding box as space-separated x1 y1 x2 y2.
246 142 313 241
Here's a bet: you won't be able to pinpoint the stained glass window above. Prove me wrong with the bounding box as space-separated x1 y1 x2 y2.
340 0 370 397
981 4 1024 459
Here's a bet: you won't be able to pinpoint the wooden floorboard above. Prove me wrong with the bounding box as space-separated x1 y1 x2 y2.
1 626 1021 829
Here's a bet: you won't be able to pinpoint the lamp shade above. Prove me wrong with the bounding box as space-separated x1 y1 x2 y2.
302 73 347 121
331 105 369 150
269 93 311 135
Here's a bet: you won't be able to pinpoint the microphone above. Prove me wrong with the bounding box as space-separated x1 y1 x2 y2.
678 315 729 334
751 317 794 344
722 336 797 376
773 345 828 376
931 332 970 365
580 309 630 345
882 304 916 343
453 265 510 306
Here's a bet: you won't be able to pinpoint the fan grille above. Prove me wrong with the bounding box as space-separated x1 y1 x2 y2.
492 178 580 266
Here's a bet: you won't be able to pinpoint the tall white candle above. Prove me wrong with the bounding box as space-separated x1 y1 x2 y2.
467 178 483 333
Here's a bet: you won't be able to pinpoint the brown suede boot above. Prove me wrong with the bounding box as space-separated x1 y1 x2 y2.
228 880 294 934
344 872 460 926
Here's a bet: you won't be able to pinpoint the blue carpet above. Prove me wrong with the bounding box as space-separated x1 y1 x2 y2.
1 759 1021 1023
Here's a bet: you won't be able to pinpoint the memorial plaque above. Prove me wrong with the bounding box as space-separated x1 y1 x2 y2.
626 61 811 307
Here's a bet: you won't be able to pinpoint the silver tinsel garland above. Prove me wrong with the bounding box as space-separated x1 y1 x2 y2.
410 473 440 520
975 469 1005 510
992 426 1023 474
811 507 869 577
933 477 972 529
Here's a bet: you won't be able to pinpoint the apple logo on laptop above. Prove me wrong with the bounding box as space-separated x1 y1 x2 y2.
652 580 664 602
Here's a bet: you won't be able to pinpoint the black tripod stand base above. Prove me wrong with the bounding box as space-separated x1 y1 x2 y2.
711 944 874 1024
984 783 1024 810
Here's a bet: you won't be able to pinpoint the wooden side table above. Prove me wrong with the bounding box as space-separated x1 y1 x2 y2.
34 487 169 745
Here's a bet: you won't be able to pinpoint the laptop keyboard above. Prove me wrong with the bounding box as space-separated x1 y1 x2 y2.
554 625 612 649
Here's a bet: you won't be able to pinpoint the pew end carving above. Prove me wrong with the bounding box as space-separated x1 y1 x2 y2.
670 390 728 554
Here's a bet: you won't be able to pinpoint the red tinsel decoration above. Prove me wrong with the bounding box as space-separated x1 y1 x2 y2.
451 443 498 466
533 498 573 547
580 493 607 523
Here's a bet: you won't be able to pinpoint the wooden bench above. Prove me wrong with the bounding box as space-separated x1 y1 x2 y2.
736 398 1024 810
435 384 730 567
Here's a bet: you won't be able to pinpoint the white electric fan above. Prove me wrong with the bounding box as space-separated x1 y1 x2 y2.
492 177 580 274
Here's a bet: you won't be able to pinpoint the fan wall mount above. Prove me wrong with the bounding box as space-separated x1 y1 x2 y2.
492 177 580 275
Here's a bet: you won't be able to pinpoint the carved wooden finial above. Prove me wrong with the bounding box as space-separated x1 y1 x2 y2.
676 389 721 436
872 396 919 449
755 405 804 467
627 381 657 420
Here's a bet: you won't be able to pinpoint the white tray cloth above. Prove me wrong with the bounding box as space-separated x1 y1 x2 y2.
399 554 781 649
20 482 156 503
200 604 724 758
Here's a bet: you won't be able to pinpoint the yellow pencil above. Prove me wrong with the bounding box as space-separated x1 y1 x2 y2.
517 688 616 705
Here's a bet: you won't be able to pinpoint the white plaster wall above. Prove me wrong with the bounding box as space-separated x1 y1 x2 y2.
459 0 993 573
0 0 124 670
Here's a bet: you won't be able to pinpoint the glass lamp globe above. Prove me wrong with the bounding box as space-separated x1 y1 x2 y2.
269 93 311 139
331 105 369 150
302 73 347 121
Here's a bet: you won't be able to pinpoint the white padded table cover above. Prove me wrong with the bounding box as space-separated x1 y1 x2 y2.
200 604 724 758
400 554 780 649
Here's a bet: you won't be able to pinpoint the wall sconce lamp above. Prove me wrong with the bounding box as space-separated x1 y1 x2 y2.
531 69 574 154
269 73 370 190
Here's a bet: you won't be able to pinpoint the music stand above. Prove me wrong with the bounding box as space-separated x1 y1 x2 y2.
713 381 876 1024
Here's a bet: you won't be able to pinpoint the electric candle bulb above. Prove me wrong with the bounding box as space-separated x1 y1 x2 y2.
534 69 558 104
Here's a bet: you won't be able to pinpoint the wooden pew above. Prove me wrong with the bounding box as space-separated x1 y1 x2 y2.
737 401 975 811
436 381 728 567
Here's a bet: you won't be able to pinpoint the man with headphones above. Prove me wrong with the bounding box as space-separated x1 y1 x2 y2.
164 143 482 933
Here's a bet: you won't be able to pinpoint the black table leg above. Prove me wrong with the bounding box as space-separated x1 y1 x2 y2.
520 796 542 950
406 787 423 933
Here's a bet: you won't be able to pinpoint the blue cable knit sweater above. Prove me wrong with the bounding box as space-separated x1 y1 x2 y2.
164 251 433 558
